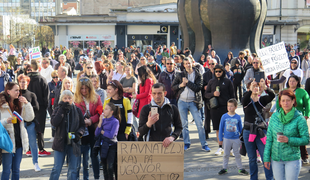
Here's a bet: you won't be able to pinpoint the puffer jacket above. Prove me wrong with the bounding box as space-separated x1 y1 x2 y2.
264 108 309 162
171 68 203 109
0 102 34 153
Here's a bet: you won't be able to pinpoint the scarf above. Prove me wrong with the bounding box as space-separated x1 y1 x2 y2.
279 107 295 125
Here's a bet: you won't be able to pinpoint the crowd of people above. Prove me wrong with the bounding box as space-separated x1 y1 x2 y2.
0 41 309 180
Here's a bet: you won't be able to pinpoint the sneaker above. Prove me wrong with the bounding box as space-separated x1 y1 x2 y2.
230 149 235 157
39 150 51 157
215 148 223 156
48 137 54 142
202 145 211 152
257 156 262 163
184 144 190 151
218 169 227 175
190 119 195 124
26 151 32 157
34 163 41 172
303 159 309 164
238 169 249 175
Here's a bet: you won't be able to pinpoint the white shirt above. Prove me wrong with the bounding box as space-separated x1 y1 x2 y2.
40 65 54 83
282 68 303 88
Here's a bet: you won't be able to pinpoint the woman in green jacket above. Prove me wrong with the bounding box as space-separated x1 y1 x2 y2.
275 75 310 163
264 89 309 180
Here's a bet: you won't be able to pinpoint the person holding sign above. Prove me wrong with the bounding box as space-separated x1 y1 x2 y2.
139 83 182 147
264 89 309 180
244 57 265 85
268 58 303 88
0 82 35 179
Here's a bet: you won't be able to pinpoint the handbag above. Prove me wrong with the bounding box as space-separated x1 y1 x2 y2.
251 98 267 129
132 99 140 117
0 122 13 153
209 97 219 109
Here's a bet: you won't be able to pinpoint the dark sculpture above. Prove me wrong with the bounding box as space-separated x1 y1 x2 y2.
178 0 267 63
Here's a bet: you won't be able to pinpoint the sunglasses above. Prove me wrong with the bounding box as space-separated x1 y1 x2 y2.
108 56 112 57
253 62 259 64
104 64 109 67
27 69 32 72
140 59 146 60
215 71 223 73
291 61 297 64
166 63 173 65
87 67 93 69
52 76 58 79
108 81 117 87
79 78 90 83
209 63 215 65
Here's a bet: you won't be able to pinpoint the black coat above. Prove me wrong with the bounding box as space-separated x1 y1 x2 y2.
27 72 49 110
48 80 57 108
171 68 203 109
51 105 85 152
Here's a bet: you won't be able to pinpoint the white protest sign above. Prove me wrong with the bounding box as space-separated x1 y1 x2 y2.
257 42 290 76
29 46 41 60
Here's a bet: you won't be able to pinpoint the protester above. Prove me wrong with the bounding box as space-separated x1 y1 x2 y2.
223 51 234 66
242 79 275 180
172 57 210 151
147 55 162 79
264 89 309 180
210 50 221 65
14 57 24 77
301 52 310 84
139 83 182 145
0 61 12 92
218 99 248 175
132 66 156 118
0 82 34 179
27 60 51 156
96 103 120 180
75 77 102 180
91 74 107 103
40 58 54 83
18 75 41 171
120 64 137 101
47 70 58 142
244 57 265 85
231 60 245 103
8 44 17 68
53 66 69 109
50 90 85 180
54 54 73 78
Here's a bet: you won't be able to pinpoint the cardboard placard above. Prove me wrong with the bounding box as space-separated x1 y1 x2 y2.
118 141 184 180
257 41 290 76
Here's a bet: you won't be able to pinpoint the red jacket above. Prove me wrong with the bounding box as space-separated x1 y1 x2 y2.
75 95 102 124
136 78 153 118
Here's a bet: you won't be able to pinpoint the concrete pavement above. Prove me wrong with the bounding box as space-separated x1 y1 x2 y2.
3 104 310 179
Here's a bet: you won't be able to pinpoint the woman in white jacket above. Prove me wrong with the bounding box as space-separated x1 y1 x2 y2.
0 82 34 180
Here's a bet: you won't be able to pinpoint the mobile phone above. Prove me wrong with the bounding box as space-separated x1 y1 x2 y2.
151 107 158 116
254 72 265 83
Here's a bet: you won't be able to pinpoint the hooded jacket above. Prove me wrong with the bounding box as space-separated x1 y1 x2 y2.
171 67 203 109
138 98 182 141
205 65 235 107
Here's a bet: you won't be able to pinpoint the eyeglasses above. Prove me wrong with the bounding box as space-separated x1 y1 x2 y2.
52 76 58 79
291 61 297 64
215 71 223 73
79 78 90 83
253 62 259 64
209 63 215 65
87 67 93 69
166 63 173 65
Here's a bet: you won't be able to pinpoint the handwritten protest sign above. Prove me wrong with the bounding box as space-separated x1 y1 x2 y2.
257 41 290 76
118 142 184 180
29 46 41 60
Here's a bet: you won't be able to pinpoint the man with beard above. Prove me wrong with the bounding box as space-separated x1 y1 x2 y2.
205 64 234 156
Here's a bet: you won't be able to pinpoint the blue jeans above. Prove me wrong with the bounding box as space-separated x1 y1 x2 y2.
78 144 90 180
243 129 274 180
1 147 23 180
271 159 301 180
49 145 79 180
24 122 38 164
178 100 207 146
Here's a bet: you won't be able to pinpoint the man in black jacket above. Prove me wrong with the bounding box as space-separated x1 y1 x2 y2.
139 83 182 147
205 64 235 156
28 59 51 156
171 57 210 152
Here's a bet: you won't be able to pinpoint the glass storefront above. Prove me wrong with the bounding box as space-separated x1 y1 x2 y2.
127 34 167 53
68 40 114 50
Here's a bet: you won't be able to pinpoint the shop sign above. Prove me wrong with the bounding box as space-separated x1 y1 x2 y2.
69 36 82 40
69 35 114 40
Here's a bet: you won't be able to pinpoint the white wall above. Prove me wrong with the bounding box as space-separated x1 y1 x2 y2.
68 25 115 35
281 25 297 45
125 13 178 22
127 25 161 34
58 26 68 47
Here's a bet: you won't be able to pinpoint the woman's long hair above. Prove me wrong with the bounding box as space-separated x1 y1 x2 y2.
95 61 104 74
61 77 74 94
137 65 156 86
74 77 98 104
106 102 121 123
0 82 22 114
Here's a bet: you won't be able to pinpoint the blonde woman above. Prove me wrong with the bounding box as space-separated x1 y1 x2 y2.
75 77 102 180
90 74 106 103
120 63 137 101
53 77 74 109
107 61 126 82
77 61 96 80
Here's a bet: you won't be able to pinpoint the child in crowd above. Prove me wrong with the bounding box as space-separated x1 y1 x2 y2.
218 99 248 175
95 102 121 180
225 63 233 82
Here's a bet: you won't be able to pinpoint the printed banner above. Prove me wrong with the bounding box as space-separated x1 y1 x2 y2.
257 41 290 76
118 141 184 180
29 46 41 60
